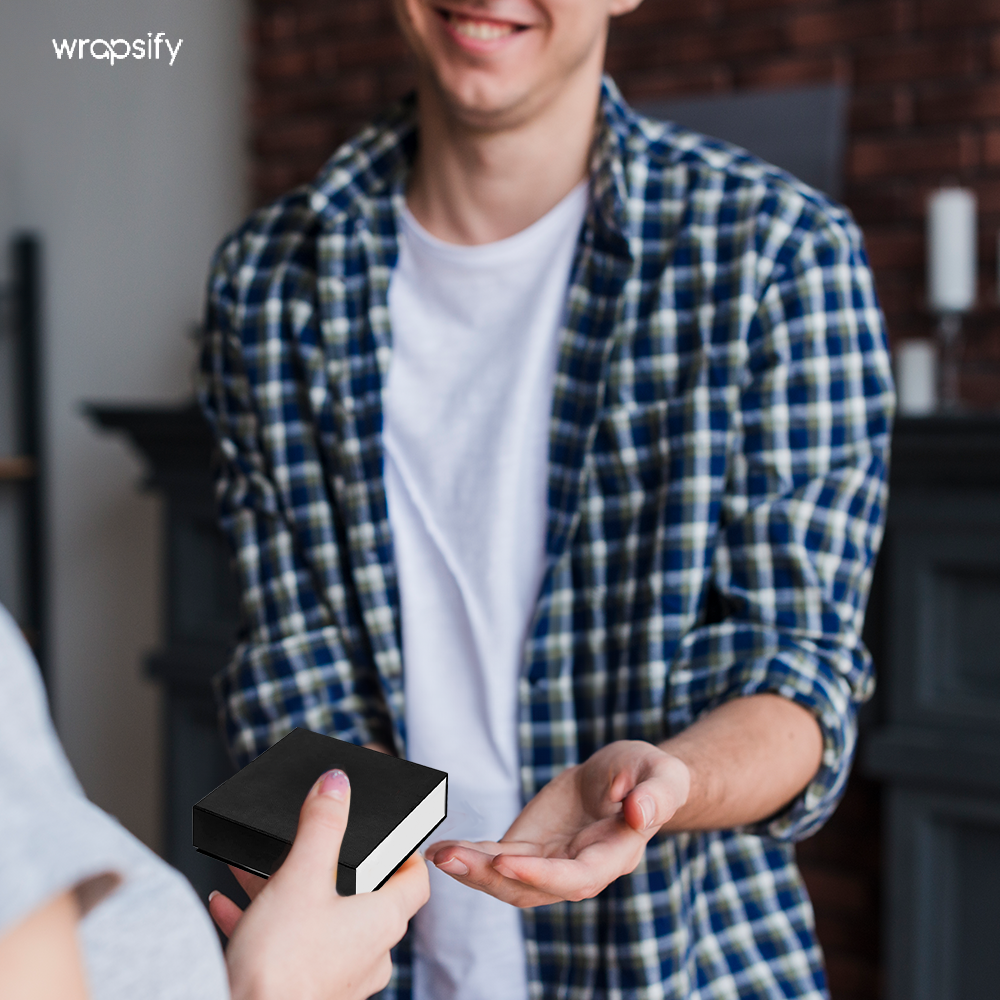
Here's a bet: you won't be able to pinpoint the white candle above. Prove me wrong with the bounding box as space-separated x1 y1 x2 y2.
927 187 977 313
895 340 938 415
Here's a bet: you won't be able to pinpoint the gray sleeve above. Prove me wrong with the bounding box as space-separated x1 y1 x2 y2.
78 828 231 1000
0 606 127 937
0 605 229 1000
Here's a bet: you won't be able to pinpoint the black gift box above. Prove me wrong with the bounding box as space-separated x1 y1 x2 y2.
193 728 447 894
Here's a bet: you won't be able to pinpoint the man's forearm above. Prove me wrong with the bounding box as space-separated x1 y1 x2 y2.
657 694 823 833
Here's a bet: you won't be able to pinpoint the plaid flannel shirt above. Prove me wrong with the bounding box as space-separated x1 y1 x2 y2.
198 78 893 1000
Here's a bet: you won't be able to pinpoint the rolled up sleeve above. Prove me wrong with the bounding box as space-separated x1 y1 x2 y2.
668 209 894 841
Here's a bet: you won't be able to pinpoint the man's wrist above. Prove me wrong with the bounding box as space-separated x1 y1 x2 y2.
651 695 824 833
638 743 694 834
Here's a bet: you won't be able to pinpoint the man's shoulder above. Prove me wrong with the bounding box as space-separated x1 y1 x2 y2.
608 88 859 255
208 187 321 291
208 97 416 291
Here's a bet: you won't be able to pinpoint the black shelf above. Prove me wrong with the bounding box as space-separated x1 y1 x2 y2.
86 401 241 905
862 413 1000 1000
1 235 47 684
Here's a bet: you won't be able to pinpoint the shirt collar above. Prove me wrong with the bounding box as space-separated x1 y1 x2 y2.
310 75 636 260
587 75 635 261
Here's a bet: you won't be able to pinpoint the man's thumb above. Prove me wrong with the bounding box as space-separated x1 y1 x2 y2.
278 769 351 887
623 758 690 833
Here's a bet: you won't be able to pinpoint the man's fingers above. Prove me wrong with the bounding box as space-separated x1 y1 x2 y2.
430 844 563 907
275 769 351 888
424 838 495 857
491 816 651 900
490 851 621 902
207 890 243 939
426 838 542 861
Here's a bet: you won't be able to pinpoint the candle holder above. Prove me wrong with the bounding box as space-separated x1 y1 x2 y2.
936 313 963 412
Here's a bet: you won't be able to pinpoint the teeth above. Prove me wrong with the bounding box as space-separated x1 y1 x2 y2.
447 13 516 40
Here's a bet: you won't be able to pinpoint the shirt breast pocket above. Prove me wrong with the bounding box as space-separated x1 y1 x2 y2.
588 391 728 544
591 399 675 500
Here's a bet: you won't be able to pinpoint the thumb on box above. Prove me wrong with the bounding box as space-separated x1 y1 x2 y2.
276 769 351 890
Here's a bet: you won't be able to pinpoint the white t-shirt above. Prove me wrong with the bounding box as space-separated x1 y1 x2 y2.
384 182 588 1000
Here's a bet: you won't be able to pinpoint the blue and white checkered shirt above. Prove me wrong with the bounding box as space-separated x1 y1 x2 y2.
199 77 893 1000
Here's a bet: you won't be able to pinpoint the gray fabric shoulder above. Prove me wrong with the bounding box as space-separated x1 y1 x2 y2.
0 604 123 936
79 834 229 1000
0 606 229 1000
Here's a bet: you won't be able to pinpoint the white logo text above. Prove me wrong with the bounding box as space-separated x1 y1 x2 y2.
52 34 183 67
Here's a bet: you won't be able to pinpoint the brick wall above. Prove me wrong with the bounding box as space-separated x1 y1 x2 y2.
604 0 1000 407
246 2 1000 997
250 2 410 198
250 0 1000 407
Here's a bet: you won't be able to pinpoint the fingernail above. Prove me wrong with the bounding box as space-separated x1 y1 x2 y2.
637 795 655 830
208 890 219 903
318 769 349 800
436 857 469 877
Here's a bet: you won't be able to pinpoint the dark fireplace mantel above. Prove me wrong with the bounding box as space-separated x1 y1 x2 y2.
861 413 1000 1000
86 402 240 903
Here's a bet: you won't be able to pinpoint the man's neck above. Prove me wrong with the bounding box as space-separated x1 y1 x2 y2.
405 71 602 246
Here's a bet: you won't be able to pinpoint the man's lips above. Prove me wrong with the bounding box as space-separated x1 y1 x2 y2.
435 7 530 42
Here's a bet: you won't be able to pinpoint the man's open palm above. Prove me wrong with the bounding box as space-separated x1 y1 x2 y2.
426 740 690 907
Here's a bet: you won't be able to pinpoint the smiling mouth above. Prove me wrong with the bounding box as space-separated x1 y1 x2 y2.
437 8 528 41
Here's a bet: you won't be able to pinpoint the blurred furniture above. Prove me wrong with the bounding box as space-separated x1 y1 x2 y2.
639 83 848 199
865 414 1000 1000
0 234 47 681
86 403 240 901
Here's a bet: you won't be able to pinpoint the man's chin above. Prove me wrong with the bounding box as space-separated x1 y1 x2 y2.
428 73 553 133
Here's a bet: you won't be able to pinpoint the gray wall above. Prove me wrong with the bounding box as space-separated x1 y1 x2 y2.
0 0 247 850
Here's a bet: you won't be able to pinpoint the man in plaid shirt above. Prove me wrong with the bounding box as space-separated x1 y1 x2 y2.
198 1 893 997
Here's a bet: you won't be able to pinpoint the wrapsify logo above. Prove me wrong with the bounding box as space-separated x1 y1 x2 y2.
52 34 183 67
